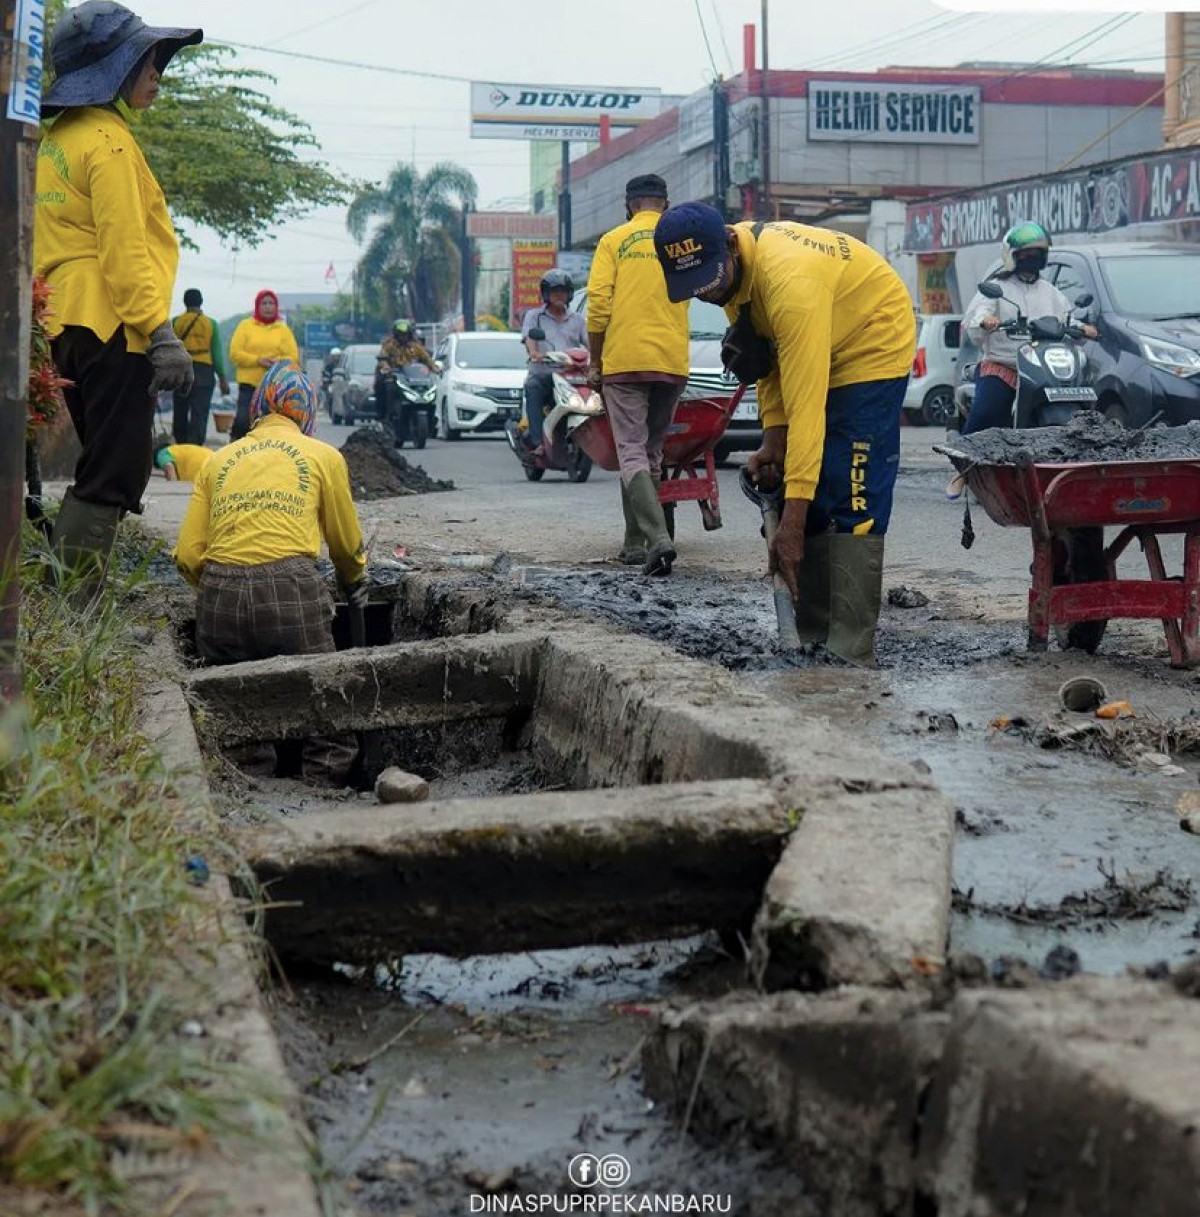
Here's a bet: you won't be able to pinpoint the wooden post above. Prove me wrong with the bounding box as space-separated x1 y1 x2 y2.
1 0 44 704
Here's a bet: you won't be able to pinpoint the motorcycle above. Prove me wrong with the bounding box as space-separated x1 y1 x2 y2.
976 279 1106 652
385 361 437 449
504 335 602 483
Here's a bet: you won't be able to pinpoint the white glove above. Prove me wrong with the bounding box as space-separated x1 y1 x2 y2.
147 323 195 394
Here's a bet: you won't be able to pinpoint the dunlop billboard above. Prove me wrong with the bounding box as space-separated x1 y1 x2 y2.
471 81 662 141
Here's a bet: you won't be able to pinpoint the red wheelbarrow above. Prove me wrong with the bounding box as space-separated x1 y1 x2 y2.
572 386 746 532
937 444 1200 667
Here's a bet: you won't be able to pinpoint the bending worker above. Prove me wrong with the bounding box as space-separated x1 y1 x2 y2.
655 203 915 665
585 174 689 576
174 361 367 667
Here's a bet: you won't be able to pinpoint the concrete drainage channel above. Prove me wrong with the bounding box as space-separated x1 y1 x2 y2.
176 572 1200 1216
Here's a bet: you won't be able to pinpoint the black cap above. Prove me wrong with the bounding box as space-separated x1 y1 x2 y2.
625 173 668 200
183 288 202 307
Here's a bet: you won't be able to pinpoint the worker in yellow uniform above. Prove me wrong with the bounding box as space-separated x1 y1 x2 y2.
586 174 690 576
171 288 230 444
153 441 213 482
228 290 300 440
34 1 202 586
655 203 915 665
174 361 367 668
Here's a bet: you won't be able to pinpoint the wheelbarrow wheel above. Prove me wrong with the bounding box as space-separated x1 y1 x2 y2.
1053 527 1108 654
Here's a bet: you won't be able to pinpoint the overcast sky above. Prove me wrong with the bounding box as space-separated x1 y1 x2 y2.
120 1 1167 320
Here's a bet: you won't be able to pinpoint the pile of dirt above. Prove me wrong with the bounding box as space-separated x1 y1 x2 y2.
340 428 455 500
938 412 1200 466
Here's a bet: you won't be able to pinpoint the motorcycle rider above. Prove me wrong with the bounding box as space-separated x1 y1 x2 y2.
947 222 1097 498
520 268 587 451
375 320 438 425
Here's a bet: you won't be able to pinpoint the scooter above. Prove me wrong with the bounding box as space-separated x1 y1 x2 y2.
504 336 602 483
386 362 437 449
976 279 1106 652
976 280 1097 427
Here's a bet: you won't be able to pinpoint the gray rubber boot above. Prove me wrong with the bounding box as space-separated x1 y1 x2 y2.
618 482 646 565
49 486 122 599
627 471 675 576
825 534 885 667
794 532 832 645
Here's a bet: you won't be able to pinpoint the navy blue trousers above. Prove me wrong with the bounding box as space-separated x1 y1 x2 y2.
963 371 1016 434
807 376 906 536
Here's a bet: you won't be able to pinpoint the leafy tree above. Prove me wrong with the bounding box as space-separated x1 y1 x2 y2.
43 1 346 247
346 162 477 325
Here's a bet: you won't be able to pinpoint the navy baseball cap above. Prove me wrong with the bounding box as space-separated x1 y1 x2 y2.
653 202 730 303
42 1 202 115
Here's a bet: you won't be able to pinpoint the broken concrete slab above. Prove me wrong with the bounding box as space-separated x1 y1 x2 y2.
751 788 955 991
643 988 945 1217
237 779 789 965
184 631 544 745
917 980 1200 1217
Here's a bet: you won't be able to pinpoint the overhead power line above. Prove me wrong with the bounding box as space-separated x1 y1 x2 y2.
693 0 721 79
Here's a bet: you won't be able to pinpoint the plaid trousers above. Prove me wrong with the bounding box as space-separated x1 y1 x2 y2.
196 557 335 663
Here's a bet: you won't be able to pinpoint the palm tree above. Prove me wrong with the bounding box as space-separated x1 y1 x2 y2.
346 162 477 325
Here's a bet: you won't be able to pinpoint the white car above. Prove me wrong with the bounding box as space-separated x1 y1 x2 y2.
903 313 963 426
433 332 528 440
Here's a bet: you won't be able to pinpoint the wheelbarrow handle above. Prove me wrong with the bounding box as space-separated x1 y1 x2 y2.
739 468 803 651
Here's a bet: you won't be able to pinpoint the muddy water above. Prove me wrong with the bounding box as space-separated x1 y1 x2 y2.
501 565 1200 974
276 939 810 1217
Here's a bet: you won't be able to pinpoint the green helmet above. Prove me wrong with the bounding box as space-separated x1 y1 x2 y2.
392 318 415 336
1001 222 1050 273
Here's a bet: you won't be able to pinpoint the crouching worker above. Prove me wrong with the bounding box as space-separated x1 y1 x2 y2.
174 362 367 776
153 440 213 482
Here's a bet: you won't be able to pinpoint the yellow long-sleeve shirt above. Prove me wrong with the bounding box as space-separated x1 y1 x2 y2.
725 222 915 500
228 317 300 388
34 106 179 354
586 209 689 378
173 415 366 587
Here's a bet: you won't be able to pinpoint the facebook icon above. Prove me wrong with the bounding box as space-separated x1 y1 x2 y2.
567 1153 600 1189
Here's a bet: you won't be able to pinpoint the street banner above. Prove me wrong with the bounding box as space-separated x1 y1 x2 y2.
510 241 557 327
903 145 1200 251
471 81 661 141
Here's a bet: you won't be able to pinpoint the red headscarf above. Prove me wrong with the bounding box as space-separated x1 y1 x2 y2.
253 289 279 324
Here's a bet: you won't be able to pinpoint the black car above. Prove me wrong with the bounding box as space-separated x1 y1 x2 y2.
976 242 1200 428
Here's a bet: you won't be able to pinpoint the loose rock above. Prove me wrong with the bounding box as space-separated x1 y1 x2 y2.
887 585 930 609
375 766 430 804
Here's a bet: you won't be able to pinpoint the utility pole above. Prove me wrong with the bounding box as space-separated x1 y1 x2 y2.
759 0 771 222
460 202 476 332
557 140 572 251
712 79 730 218
1 0 43 704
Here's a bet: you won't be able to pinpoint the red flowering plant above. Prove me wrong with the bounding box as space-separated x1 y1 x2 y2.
27 276 70 438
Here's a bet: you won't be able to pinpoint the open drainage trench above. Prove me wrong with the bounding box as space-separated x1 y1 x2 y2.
186 584 813 1214
178 571 1200 1215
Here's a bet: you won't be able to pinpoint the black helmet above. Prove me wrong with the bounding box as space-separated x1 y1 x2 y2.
539 268 574 304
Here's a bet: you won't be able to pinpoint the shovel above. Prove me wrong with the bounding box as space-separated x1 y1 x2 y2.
347 601 384 784
738 468 803 651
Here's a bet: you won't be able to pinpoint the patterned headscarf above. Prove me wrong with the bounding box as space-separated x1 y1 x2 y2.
248 360 317 436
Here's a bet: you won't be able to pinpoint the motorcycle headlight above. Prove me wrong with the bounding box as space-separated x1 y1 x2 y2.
1139 337 1200 378
553 381 585 411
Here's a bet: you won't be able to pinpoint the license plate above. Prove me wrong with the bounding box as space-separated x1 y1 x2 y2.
1043 387 1097 402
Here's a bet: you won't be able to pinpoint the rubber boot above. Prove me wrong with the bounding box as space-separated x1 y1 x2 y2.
825 534 885 667
627 471 675 577
49 486 122 602
618 482 646 565
794 532 832 645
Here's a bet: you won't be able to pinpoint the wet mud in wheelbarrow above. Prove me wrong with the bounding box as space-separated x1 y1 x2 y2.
937 416 1200 666
573 387 745 534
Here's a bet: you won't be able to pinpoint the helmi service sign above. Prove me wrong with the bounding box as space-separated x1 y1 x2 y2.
471 81 661 141
807 80 980 145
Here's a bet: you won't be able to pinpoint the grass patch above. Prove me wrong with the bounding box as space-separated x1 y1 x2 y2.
0 552 285 1214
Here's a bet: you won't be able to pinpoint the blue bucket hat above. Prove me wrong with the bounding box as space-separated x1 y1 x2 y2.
42 1 202 115
653 202 731 303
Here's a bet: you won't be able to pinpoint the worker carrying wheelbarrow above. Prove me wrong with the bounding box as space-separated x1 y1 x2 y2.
654 203 915 665
586 174 690 576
